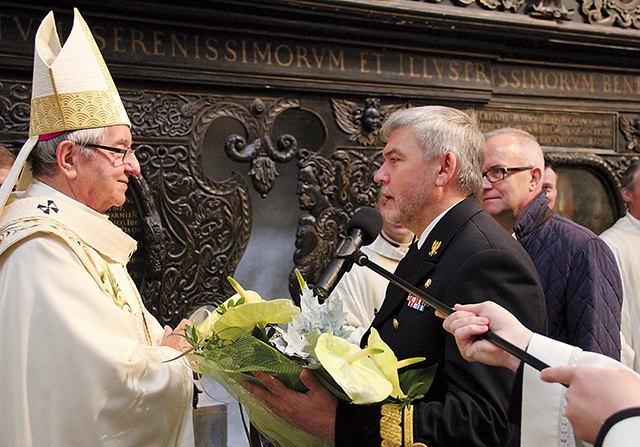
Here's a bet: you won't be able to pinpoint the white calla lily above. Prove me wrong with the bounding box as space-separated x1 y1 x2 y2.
315 333 392 404
194 308 219 342
366 328 426 399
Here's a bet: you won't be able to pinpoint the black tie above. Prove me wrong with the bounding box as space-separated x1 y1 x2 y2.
394 239 419 277
407 240 419 256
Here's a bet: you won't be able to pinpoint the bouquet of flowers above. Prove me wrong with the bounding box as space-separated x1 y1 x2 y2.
185 273 436 447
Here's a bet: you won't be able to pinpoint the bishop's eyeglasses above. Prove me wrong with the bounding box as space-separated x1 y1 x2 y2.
482 166 532 183
85 143 136 163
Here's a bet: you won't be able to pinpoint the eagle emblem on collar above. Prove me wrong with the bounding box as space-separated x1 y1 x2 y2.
429 240 442 257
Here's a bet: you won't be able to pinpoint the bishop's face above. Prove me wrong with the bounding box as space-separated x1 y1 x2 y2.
71 124 140 213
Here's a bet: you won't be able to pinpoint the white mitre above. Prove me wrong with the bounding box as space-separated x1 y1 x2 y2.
0 8 131 212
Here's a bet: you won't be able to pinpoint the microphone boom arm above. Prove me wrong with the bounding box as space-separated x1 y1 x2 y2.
353 250 551 373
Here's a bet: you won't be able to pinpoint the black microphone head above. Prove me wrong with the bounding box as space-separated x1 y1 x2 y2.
347 206 383 246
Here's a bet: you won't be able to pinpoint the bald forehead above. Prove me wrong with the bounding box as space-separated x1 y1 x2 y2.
486 132 543 168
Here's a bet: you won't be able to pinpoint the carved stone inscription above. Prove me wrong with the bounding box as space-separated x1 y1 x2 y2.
477 108 617 149
0 11 491 93
5 10 640 102
493 65 640 101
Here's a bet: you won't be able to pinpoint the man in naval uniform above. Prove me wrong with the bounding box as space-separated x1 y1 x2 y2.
245 106 547 446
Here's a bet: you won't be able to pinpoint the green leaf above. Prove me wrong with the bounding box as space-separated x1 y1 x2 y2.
184 324 199 346
397 364 438 409
294 268 307 294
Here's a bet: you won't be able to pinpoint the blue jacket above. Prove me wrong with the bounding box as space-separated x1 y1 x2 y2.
515 192 622 359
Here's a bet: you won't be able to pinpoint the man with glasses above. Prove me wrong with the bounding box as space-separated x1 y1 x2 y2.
480 127 622 359
0 9 195 446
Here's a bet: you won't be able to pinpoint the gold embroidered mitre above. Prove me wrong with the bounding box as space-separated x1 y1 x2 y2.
0 8 130 213
29 8 130 136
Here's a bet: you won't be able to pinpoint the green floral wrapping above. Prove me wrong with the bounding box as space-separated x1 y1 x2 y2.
192 333 305 389
190 334 338 447
187 279 435 446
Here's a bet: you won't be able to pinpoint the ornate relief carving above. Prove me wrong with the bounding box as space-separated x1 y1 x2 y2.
123 91 195 138
602 154 640 186
0 81 31 132
134 139 251 325
620 116 640 153
476 0 526 11
332 98 407 146
528 0 575 20
581 0 640 29
221 97 301 197
116 92 254 325
290 147 383 299
120 93 314 324
429 0 574 20
121 173 166 317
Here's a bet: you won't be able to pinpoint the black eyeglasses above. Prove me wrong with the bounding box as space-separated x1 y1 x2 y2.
482 166 533 183
84 143 136 163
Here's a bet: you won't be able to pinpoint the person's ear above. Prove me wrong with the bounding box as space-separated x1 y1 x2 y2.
56 141 78 179
621 187 632 204
530 166 543 191
434 152 457 187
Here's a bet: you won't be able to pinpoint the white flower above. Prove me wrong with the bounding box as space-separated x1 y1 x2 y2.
279 285 352 359
314 333 392 404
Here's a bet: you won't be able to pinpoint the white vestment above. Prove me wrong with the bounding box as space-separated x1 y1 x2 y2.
600 212 640 372
522 333 640 447
330 233 409 344
0 181 194 446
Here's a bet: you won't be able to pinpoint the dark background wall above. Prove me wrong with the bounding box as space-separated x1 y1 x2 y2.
1 0 638 326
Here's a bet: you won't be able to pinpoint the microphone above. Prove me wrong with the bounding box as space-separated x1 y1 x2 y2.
313 206 383 301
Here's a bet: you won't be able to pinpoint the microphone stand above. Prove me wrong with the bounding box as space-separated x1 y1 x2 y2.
352 250 552 373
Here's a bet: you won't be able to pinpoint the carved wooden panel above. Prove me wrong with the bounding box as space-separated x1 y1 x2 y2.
290 147 384 300
581 0 640 29
120 92 258 325
3 74 639 323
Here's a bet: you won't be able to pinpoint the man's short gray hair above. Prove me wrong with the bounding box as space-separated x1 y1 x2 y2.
380 106 485 195
484 127 544 169
30 127 108 177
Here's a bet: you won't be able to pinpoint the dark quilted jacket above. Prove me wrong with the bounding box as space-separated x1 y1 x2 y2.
514 192 622 359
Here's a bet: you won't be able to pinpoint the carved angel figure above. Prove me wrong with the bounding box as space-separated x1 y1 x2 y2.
620 116 640 153
332 98 407 146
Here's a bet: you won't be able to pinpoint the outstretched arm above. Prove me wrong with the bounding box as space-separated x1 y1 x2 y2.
439 301 534 372
541 365 640 444
442 301 640 445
